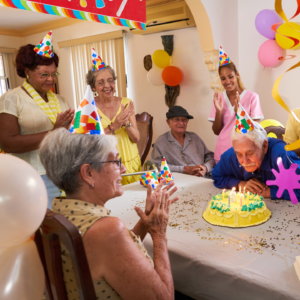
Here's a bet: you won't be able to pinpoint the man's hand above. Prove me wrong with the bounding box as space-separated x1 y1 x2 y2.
238 178 268 194
257 187 271 198
183 165 207 177
199 165 207 177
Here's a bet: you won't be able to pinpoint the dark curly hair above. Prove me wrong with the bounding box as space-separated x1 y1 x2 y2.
15 44 59 78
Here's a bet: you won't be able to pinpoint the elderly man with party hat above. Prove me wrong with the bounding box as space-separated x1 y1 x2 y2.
212 104 300 201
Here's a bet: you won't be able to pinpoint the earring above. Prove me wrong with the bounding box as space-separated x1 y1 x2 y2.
26 75 29 80
90 183 94 188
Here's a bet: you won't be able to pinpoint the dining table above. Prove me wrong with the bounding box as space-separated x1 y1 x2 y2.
106 173 300 300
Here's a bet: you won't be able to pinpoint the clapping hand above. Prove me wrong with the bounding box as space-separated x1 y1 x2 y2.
113 104 130 130
53 108 75 130
233 91 240 114
213 92 223 113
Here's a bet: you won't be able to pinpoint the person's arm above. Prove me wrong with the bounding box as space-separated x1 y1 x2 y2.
84 192 175 300
123 101 140 143
211 151 242 188
211 92 223 135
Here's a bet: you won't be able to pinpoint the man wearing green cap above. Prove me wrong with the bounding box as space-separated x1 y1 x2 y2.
151 106 215 177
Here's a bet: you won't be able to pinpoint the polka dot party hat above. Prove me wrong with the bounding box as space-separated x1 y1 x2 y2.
34 31 54 58
219 46 231 67
235 103 255 134
91 47 106 71
158 157 174 185
140 171 159 189
69 85 105 135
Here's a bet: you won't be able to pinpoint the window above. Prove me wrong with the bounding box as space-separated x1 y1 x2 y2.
0 54 10 97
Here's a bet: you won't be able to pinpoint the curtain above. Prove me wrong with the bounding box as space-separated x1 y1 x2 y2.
70 37 127 107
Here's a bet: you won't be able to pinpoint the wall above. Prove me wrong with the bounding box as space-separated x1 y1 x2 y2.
238 0 300 125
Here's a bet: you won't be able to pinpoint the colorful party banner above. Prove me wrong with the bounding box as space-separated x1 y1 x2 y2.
0 0 146 30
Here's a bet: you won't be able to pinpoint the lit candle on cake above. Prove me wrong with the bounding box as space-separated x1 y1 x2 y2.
247 191 250 203
229 187 236 204
222 189 226 200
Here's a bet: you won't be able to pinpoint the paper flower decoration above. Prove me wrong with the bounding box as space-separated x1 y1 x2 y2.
34 31 54 58
158 157 174 185
92 47 106 71
70 85 105 135
140 171 159 189
266 157 300 205
219 46 231 66
235 103 255 134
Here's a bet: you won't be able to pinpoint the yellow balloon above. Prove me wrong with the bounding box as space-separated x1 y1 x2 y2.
152 50 170 69
275 22 300 49
260 119 284 128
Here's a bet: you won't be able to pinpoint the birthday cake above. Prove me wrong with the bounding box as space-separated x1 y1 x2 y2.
203 190 271 228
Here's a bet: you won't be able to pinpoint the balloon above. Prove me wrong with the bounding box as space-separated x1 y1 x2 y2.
0 240 45 300
258 40 283 68
0 154 47 248
275 22 300 49
255 9 281 39
162 66 182 86
147 67 164 86
152 50 170 69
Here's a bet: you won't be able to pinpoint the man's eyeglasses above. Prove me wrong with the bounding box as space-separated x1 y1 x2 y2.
96 79 115 87
173 117 188 123
101 157 122 169
33 70 60 79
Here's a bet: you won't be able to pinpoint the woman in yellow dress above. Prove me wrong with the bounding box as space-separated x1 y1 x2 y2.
86 48 141 184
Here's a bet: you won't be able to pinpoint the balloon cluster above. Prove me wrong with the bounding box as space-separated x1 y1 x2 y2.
256 7 300 68
147 50 182 86
0 154 47 300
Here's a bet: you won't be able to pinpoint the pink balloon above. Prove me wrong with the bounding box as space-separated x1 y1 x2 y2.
258 40 283 68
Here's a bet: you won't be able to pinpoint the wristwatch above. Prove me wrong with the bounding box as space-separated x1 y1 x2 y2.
124 122 132 128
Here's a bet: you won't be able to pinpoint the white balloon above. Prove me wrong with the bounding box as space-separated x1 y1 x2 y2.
0 240 45 300
147 67 164 86
0 154 47 248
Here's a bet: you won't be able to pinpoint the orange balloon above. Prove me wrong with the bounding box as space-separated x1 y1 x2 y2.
162 66 182 86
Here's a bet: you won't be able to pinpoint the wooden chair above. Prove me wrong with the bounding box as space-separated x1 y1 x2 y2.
34 209 97 300
136 112 153 166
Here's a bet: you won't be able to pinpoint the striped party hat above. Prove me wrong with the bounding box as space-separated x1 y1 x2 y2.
158 157 174 185
34 31 54 58
69 85 105 135
235 103 255 134
219 46 231 67
92 47 106 71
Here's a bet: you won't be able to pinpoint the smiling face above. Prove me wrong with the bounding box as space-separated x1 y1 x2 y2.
219 66 239 92
93 69 116 100
167 117 189 135
233 137 268 173
93 150 126 202
26 62 57 94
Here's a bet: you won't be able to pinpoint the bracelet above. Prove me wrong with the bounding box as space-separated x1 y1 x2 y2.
108 123 115 135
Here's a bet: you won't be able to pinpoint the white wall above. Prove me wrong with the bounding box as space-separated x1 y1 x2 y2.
238 0 300 126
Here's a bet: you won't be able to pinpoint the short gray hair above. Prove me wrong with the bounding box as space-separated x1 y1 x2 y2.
39 128 117 194
231 121 268 149
86 66 117 89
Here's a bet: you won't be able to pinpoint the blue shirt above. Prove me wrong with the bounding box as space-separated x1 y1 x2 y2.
211 138 300 201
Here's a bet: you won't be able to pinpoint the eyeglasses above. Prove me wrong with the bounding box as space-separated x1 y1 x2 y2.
101 157 122 169
33 70 60 79
96 78 115 87
173 117 188 123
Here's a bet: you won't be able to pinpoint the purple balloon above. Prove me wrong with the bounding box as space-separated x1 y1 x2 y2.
255 9 281 39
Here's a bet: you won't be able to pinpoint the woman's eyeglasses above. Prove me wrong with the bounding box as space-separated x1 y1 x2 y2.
101 158 122 169
33 71 60 79
96 79 115 86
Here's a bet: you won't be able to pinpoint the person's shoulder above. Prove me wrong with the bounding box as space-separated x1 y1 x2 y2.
155 131 169 143
245 90 259 99
220 146 236 161
121 97 131 105
187 131 200 138
268 137 286 150
292 107 300 118
0 87 23 101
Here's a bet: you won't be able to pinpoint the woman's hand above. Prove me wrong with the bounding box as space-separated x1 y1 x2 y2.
53 109 75 130
233 91 240 114
213 92 223 113
112 104 130 130
144 180 178 216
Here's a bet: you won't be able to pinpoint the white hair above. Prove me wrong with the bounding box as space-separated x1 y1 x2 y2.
231 121 268 149
39 128 117 194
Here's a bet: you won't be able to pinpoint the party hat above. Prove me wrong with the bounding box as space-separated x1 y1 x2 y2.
92 47 106 71
70 85 105 135
235 103 255 134
140 171 159 189
219 46 231 67
34 31 54 58
158 157 174 185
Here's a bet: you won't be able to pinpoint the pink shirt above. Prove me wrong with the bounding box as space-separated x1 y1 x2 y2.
208 90 264 162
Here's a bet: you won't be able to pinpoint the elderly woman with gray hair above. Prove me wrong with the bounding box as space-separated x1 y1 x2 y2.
86 65 141 185
211 121 300 201
39 128 179 300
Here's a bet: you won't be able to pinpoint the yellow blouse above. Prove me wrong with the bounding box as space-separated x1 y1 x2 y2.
52 198 154 300
97 97 141 185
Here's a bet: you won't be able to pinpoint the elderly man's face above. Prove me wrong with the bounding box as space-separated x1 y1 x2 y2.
167 117 189 135
233 138 268 173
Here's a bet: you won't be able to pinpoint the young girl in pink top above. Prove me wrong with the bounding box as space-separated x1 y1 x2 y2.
208 47 264 163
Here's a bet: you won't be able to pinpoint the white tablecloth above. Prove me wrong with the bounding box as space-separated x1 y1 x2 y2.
106 173 300 300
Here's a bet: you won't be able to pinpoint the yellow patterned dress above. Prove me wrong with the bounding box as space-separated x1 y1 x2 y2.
52 198 154 300
97 97 141 185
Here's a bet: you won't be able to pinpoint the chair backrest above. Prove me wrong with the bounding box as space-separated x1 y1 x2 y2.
34 209 97 300
136 112 153 166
